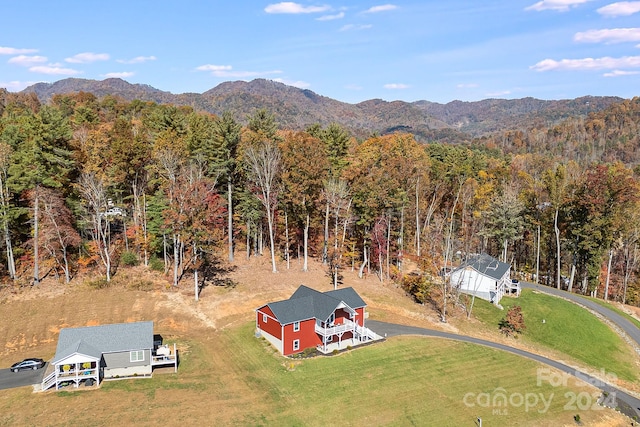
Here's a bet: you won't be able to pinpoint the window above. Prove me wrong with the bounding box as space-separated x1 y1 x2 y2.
130 350 145 362
293 339 300 351
328 312 335 326
263 313 267 323
293 321 300 332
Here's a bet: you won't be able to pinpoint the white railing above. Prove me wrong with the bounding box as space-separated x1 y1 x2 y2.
315 319 358 337
151 354 177 365
42 371 57 391
58 368 98 378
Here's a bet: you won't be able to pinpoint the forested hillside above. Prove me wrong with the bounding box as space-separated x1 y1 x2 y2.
1 86 640 312
19 78 622 142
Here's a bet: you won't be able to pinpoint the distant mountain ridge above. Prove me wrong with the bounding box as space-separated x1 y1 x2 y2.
20 78 624 141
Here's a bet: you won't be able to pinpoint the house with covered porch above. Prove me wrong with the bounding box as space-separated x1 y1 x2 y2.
41 321 177 391
255 285 382 356
449 253 517 305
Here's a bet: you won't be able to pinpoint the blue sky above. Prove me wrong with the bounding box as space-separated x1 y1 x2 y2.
1 1 639 104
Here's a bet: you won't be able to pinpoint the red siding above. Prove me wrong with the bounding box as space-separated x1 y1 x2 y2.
282 318 319 356
355 307 365 326
256 306 281 339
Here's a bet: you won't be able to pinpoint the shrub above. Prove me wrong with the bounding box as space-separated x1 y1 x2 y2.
499 305 526 337
302 347 316 357
149 257 164 272
87 278 110 289
120 251 139 267
400 274 434 304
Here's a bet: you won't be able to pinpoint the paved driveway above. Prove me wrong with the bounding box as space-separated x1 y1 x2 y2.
521 281 640 348
367 320 640 420
0 364 47 391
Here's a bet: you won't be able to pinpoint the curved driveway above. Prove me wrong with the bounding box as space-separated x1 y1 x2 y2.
521 282 640 349
367 319 640 420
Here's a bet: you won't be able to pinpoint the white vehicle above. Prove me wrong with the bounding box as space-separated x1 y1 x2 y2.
101 207 126 217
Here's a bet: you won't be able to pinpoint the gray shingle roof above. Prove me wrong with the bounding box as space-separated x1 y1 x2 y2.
456 254 510 280
262 285 366 325
53 321 153 364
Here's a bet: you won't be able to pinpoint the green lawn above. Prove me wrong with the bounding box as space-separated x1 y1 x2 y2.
471 289 638 382
5 321 622 426
212 323 621 426
583 295 640 330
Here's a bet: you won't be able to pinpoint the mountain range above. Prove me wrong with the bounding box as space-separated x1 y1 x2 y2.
20 78 624 142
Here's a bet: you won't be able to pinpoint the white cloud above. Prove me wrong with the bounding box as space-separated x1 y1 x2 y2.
603 69 640 76
457 83 479 89
525 0 593 12
485 90 512 97
0 80 38 91
272 78 311 88
597 1 640 17
0 46 37 55
317 12 345 20
339 24 373 31
8 55 47 66
531 55 640 71
345 84 363 90
384 83 410 89
65 52 110 64
103 72 135 78
116 56 157 64
574 28 640 43
29 65 82 75
196 64 281 78
264 2 330 14
195 64 233 72
364 4 397 14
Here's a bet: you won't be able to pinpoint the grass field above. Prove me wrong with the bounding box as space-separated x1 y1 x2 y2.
583 296 640 330
0 321 628 426
471 290 639 383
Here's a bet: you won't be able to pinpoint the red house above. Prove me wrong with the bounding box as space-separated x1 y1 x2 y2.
255 285 381 356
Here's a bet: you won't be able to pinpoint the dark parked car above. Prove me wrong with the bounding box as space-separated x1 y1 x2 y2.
10 358 45 372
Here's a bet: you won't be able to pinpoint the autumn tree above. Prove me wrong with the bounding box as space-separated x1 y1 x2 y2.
499 305 526 337
37 187 81 283
279 130 329 271
161 162 225 294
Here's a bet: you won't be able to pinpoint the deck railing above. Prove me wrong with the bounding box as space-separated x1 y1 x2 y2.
315 319 358 337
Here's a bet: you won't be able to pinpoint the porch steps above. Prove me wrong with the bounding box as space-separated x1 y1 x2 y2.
41 371 56 391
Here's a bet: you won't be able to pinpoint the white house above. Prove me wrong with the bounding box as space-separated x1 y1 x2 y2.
450 254 517 304
41 321 177 391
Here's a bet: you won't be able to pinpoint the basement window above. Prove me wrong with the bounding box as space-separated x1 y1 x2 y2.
293 339 300 351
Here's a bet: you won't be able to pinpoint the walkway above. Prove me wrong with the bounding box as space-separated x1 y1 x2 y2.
367 320 640 421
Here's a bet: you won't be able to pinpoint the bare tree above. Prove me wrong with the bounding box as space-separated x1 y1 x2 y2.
245 141 281 273
78 173 113 282
0 143 15 279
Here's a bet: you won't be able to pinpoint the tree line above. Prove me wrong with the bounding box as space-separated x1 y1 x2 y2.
1 89 639 307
